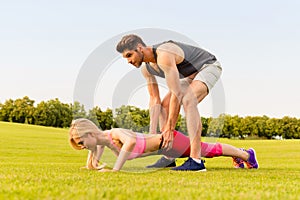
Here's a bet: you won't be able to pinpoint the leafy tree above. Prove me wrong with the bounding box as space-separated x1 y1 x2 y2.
0 102 2 121
256 115 269 137
201 117 209 136
114 105 150 132
247 116 262 137
177 116 187 135
221 114 233 138
239 116 260 139
265 118 277 139
34 98 72 127
0 99 14 122
98 108 114 130
88 106 114 130
34 101 54 126
10 96 35 124
208 114 226 137
71 101 87 119
87 107 99 126
283 117 299 139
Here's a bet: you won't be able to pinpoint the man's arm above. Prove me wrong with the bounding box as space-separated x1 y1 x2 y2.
141 65 161 134
157 52 182 149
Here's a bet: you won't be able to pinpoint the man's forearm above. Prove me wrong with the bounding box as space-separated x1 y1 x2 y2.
165 93 181 131
149 102 161 134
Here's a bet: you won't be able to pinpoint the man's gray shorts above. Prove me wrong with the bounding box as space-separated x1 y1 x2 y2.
190 61 222 92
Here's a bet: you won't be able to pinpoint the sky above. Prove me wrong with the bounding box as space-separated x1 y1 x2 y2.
1 0 300 118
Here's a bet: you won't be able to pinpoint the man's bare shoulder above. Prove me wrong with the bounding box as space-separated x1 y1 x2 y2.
156 42 184 63
157 42 183 56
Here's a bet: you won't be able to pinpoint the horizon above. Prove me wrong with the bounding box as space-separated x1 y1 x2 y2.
0 95 298 119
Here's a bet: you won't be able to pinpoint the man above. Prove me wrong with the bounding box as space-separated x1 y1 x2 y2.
116 34 222 171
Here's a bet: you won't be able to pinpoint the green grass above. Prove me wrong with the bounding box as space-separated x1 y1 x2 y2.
0 121 300 200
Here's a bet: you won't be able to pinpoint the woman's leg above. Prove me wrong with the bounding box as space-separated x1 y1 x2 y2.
165 130 249 161
221 144 249 161
201 142 249 160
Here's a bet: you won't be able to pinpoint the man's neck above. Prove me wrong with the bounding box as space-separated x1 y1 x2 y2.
143 46 156 63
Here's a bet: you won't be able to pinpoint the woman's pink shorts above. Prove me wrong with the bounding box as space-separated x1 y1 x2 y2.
160 130 223 158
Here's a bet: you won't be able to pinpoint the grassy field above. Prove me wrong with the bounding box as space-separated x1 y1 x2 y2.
0 121 300 200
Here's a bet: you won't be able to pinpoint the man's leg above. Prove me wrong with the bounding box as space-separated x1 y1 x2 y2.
181 81 208 159
147 82 204 168
146 92 177 168
148 79 207 169
172 62 222 171
171 81 208 171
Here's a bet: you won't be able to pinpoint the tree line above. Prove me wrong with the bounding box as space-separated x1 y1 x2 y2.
0 96 299 139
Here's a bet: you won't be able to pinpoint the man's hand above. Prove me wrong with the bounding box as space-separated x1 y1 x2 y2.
162 129 174 150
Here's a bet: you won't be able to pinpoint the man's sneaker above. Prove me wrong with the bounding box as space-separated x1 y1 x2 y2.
146 156 176 168
171 157 206 171
245 148 259 169
232 148 245 168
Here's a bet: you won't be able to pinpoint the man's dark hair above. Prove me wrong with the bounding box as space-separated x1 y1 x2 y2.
116 34 146 53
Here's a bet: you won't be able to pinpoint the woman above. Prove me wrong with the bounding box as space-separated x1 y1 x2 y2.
69 118 258 172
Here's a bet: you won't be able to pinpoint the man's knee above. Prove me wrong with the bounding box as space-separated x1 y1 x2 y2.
182 94 198 110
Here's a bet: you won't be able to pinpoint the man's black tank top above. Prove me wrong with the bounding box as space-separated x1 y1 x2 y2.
145 40 217 78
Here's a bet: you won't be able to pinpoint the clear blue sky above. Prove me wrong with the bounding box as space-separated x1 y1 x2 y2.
1 0 300 118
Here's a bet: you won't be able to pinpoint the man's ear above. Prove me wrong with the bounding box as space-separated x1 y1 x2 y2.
137 43 143 51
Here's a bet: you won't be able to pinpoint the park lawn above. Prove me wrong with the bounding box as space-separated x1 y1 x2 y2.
0 121 299 200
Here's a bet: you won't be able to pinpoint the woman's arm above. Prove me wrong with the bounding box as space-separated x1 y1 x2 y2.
112 129 137 171
86 145 105 170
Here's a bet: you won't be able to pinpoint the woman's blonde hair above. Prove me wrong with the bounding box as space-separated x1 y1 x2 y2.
68 118 100 150
69 118 103 170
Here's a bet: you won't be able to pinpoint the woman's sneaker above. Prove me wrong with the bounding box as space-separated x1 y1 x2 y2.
245 148 259 169
232 148 245 168
171 157 206 171
232 157 245 168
